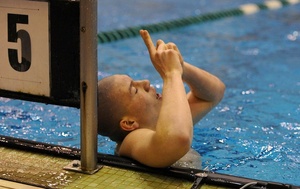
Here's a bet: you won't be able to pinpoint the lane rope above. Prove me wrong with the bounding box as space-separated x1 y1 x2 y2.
97 0 300 43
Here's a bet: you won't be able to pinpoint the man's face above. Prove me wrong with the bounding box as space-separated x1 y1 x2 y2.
111 74 162 127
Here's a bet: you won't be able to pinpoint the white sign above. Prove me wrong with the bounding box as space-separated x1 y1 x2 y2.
0 0 50 97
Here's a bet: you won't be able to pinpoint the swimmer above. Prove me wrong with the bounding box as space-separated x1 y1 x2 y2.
98 30 225 168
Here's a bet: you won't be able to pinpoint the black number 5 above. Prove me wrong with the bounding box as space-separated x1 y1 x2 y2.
7 14 32 72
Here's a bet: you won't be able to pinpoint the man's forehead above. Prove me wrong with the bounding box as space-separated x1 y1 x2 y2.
111 75 133 93
113 74 131 83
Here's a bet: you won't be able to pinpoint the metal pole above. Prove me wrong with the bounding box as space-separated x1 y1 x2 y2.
80 0 99 174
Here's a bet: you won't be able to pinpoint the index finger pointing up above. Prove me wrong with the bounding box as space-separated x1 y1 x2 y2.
140 30 156 56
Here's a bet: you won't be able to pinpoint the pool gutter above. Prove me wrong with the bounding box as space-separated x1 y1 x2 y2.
0 135 299 189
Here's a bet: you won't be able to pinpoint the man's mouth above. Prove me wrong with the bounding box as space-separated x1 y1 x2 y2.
156 93 162 100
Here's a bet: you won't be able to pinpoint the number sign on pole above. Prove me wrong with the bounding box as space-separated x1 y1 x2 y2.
0 0 50 96
0 0 80 107
1 0 99 173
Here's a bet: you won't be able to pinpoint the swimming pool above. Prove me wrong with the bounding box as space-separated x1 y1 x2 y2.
1 0 299 186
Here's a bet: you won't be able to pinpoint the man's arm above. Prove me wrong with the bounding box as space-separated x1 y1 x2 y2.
163 37 225 124
118 30 193 167
183 62 225 124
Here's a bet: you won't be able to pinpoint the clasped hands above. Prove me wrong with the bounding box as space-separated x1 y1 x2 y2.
140 30 184 79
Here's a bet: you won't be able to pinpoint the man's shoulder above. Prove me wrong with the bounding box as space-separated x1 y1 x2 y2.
126 128 155 140
118 128 155 154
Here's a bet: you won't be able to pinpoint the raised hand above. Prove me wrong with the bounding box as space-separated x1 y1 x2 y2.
140 30 183 79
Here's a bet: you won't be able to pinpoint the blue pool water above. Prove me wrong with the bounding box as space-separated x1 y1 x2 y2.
1 1 300 186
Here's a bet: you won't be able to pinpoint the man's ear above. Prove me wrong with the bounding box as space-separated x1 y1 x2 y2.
120 117 139 131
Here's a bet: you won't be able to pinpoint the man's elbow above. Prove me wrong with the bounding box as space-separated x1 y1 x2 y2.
161 134 192 168
213 81 226 105
219 81 226 100
166 129 193 161
143 134 192 168
176 131 193 156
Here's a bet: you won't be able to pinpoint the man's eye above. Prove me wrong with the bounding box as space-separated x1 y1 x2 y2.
131 87 137 94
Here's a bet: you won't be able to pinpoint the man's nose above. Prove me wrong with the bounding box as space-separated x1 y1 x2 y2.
136 80 150 92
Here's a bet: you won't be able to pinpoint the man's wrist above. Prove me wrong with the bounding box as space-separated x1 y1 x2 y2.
163 71 182 81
